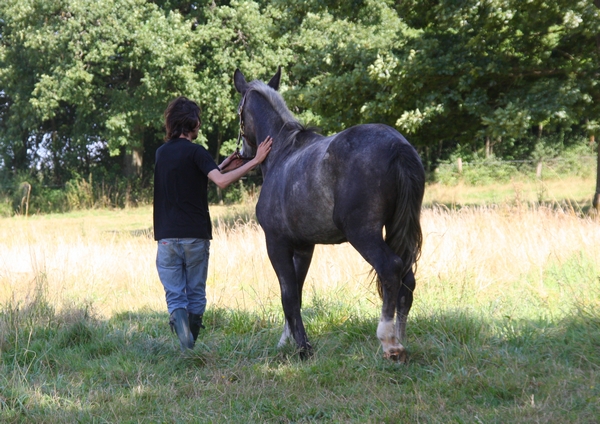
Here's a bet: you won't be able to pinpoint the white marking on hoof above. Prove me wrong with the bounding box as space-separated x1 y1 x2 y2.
378 318 406 362
383 346 407 363
278 321 292 348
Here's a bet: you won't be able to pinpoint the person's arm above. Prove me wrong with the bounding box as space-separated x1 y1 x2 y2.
207 136 273 189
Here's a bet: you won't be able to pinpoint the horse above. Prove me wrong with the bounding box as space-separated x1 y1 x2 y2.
233 67 425 361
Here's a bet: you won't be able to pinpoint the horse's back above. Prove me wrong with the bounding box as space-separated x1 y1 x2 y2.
257 123 423 244
326 123 416 163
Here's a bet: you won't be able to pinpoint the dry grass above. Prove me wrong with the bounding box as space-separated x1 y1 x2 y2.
1 199 598 321
419 205 600 315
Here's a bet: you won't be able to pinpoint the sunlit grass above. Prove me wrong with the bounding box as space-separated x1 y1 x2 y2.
424 174 595 208
1 179 599 422
1 184 598 323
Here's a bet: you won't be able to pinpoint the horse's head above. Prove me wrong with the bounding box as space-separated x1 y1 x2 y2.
233 67 281 158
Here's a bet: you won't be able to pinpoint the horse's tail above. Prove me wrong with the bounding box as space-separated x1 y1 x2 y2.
377 143 425 299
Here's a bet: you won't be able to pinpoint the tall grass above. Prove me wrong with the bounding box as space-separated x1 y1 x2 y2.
1 202 597 319
0 196 599 422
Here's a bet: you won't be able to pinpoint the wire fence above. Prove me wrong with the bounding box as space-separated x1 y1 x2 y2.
434 155 597 185
0 156 597 192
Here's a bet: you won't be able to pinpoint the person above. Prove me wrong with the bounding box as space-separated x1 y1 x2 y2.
153 96 272 351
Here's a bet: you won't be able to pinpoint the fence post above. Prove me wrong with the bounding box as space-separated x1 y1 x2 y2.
20 182 31 218
457 157 463 174
536 159 543 179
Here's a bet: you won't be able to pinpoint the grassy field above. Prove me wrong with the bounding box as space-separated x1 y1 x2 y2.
0 177 599 422
423 174 596 210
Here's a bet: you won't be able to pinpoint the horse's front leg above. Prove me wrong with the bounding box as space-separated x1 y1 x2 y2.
278 245 315 348
265 237 312 357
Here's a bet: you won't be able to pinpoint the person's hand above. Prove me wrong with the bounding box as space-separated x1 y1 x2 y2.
219 152 238 169
220 157 245 172
254 136 273 164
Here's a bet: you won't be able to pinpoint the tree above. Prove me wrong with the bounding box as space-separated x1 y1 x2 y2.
189 0 291 162
272 0 600 168
1 0 599 196
1 0 185 180
0 0 289 184
269 0 411 133
385 0 600 162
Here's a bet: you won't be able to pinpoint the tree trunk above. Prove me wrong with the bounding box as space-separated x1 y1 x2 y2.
594 138 600 211
124 145 143 178
11 130 30 174
485 136 491 158
593 1 600 210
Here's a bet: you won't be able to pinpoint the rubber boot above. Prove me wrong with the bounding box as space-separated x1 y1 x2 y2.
188 312 205 345
169 308 194 351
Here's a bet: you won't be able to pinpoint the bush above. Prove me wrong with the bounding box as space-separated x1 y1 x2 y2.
0 194 12 217
435 157 520 186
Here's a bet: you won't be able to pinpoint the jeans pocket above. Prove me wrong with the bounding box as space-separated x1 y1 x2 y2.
157 239 179 268
183 239 210 267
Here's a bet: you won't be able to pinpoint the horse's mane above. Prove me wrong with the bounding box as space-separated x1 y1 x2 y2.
247 81 317 146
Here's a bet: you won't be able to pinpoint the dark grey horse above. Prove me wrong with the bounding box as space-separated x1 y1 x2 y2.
234 67 425 361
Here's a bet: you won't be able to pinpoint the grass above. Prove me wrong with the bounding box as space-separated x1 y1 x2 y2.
0 178 599 422
424 175 595 210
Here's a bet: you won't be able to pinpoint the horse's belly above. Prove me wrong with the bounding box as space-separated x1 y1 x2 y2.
257 197 345 245
293 219 346 244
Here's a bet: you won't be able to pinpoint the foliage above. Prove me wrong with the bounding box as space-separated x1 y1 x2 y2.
1 0 599 205
0 0 288 182
437 157 520 186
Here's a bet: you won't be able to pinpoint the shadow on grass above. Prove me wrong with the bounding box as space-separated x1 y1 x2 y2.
1 296 599 422
2 296 598 366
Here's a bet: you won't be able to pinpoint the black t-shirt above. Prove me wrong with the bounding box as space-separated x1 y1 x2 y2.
153 138 219 240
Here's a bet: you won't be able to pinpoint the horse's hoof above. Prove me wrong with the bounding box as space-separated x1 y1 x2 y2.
383 347 407 363
299 344 313 360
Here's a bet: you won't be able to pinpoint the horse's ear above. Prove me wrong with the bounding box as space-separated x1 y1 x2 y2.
234 68 248 93
267 66 282 91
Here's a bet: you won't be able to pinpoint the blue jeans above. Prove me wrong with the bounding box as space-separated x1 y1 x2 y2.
156 238 210 315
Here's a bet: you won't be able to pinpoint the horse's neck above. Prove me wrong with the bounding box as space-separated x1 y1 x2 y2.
256 111 291 150
258 122 288 172
250 94 308 174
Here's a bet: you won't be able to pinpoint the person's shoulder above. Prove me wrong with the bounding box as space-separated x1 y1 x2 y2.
190 142 211 156
158 138 181 149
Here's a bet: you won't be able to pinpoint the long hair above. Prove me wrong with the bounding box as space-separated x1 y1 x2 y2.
164 96 201 141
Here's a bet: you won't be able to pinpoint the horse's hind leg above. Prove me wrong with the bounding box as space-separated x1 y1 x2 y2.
397 268 415 345
345 230 406 361
278 245 314 348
